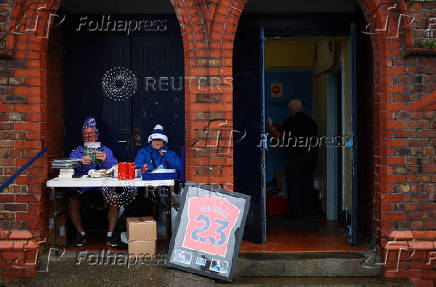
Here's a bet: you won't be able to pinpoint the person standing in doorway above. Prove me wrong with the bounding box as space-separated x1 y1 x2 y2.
269 99 318 219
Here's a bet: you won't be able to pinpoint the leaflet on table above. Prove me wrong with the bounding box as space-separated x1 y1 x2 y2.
51 158 81 169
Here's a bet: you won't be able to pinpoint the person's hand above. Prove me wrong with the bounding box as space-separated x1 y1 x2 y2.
159 149 167 156
96 152 107 162
267 117 273 128
82 155 92 165
268 124 281 139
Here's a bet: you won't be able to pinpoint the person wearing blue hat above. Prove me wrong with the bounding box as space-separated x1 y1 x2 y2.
134 124 182 177
69 117 119 247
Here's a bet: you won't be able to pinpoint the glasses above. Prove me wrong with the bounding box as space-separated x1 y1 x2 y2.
83 132 97 136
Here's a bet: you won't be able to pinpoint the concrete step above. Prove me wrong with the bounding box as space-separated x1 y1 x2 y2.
235 252 383 277
218 276 412 287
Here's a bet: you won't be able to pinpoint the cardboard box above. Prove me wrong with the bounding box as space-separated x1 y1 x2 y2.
128 240 156 257
48 214 67 247
127 217 156 241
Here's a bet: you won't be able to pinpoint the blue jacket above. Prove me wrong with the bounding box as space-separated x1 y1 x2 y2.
135 144 182 178
70 145 118 176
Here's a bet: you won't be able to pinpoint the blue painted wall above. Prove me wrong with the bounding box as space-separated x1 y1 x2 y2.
266 70 313 191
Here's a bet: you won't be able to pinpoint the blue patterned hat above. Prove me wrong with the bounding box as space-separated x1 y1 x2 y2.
82 117 99 135
148 124 168 143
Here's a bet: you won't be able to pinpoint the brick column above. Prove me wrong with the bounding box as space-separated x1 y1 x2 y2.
171 0 246 191
0 0 62 284
359 0 436 286
359 0 408 244
0 0 434 285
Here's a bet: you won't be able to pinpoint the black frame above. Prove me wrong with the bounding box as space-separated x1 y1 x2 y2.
165 182 251 282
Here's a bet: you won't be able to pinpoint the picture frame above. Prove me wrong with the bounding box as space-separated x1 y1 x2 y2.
165 182 251 282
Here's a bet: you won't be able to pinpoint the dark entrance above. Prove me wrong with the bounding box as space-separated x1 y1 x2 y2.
61 14 184 240
63 15 184 162
233 25 267 244
233 12 370 246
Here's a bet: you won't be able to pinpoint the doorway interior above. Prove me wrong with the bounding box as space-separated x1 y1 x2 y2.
233 11 373 250
262 36 356 251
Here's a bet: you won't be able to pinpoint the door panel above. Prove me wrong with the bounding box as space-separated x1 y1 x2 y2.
64 31 131 161
132 33 185 154
233 25 266 243
350 23 358 245
64 17 184 162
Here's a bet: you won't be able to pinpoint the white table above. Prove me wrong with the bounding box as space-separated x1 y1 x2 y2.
46 177 175 250
47 177 175 188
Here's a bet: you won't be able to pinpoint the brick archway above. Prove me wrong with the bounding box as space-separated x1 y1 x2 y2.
1 0 436 285
358 0 412 244
173 0 418 249
172 2 434 281
170 0 245 190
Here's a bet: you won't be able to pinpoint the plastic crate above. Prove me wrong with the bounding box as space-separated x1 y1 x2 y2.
141 171 177 180
267 196 290 216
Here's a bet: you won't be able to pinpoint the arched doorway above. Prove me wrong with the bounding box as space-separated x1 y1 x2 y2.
53 1 184 162
46 0 185 245
1 0 431 284
233 0 378 248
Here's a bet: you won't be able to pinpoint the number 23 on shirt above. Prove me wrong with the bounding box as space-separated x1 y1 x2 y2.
182 196 240 257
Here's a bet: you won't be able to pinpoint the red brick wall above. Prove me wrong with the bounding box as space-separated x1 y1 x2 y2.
358 0 436 285
385 231 436 287
0 0 435 285
171 0 245 191
0 0 62 283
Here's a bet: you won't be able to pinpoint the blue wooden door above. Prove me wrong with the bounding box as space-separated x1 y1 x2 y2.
64 29 132 161
131 31 185 155
233 25 267 243
350 23 358 245
64 16 184 162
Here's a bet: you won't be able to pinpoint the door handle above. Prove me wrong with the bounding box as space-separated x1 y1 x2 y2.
118 140 129 144
346 138 353 149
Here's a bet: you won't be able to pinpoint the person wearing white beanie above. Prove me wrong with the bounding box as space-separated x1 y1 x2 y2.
134 124 182 177
147 124 168 144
